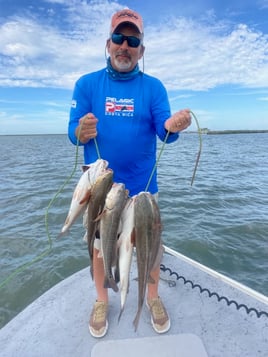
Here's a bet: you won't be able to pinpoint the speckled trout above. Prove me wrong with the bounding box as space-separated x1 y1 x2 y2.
133 192 163 331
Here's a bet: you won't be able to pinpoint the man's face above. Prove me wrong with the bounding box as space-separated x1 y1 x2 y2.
107 24 145 72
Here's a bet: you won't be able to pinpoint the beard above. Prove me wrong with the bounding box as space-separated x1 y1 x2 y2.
114 51 132 71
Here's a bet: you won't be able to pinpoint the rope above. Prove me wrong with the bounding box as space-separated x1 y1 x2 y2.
160 264 268 319
144 110 202 192
190 110 202 186
0 128 83 289
144 130 170 192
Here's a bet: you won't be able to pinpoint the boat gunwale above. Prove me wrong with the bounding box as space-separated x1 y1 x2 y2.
164 245 268 305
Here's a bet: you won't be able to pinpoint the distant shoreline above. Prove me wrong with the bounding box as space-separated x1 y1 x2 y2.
206 130 268 135
0 130 268 136
185 129 268 135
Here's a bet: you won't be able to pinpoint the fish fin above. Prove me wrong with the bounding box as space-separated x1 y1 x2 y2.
90 265 94 280
151 244 164 271
130 228 136 246
82 165 90 172
114 268 120 284
116 235 122 247
148 274 155 284
94 209 106 222
97 246 103 258
82 232 88 243
79 190 91 205
114 258 120 284
57 230 67 239
118 306 125 323
104 276 119 292
133 307 143 332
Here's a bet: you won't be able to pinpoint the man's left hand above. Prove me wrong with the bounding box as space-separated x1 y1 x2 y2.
164 109 192 133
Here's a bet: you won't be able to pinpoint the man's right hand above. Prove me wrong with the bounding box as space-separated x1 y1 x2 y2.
75 113 98 143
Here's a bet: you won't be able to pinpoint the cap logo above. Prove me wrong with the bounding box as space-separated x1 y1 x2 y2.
117 11 139 20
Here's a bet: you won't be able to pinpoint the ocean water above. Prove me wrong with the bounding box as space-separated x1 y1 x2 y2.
0 133 267 328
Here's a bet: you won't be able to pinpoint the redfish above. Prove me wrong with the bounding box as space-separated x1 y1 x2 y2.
59 159 109 236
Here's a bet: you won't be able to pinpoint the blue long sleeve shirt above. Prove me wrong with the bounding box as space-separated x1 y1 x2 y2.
68 67 179 196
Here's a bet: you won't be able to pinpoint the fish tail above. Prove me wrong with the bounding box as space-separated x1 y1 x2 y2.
114 257 120 283
133 308 142 332
147 274 155 284
114 267 120 284
104 276 119 292
90 265 94 280
57 231 66 239
118 306 125 323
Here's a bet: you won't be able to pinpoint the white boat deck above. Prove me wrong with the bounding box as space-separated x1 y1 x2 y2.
0 247 267 357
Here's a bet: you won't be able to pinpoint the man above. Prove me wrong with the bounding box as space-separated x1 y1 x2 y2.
68 8 191 338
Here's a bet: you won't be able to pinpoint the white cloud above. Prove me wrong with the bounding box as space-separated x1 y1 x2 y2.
0 0 268 91
145 19 268 90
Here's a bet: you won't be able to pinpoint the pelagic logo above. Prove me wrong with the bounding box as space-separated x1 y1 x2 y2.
105 97 134 116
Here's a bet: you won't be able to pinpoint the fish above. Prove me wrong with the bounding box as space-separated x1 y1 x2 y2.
59 159 108 236
117 197 135 322
100 183 129 293
132 192 163 331
84 169 114 276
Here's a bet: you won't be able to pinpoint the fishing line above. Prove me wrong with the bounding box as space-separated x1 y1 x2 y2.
144 110 202 192
190 110 202 186
144 130 170 192
0 119 100 289
0 137 80 289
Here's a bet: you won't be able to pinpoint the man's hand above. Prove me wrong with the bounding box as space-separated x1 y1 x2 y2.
75 113 98 144
164 109 191 133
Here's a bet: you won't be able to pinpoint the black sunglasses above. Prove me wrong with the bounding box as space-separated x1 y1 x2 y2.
111 33 141 48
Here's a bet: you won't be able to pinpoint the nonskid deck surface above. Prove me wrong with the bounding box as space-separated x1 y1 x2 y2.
91 334 209 357
0 251 267 357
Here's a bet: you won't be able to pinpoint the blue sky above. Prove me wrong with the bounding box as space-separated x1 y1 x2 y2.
0 0 268 134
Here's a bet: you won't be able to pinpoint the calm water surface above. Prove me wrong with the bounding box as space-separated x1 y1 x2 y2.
0 133 267 328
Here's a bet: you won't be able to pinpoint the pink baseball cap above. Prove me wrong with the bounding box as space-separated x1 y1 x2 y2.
110 9 144 34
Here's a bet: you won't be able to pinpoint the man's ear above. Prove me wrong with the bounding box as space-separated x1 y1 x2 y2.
139 45 145 60
106 39 111 53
